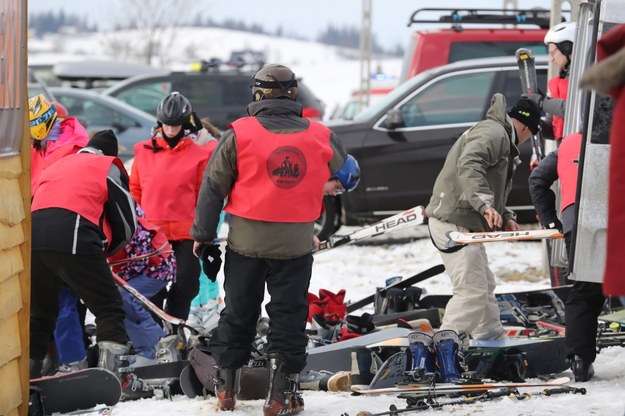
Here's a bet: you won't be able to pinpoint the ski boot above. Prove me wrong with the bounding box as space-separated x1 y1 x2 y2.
570 355 595 382
403 287 423 311
263 354 304 416
29 359 44 379
350 346 377 390
156 334 184 363
213 366 241 411
299 369 351 392
433 330 463 383
406 331 436 382
97 341 130 378
120 372 155 401
55 358 88 374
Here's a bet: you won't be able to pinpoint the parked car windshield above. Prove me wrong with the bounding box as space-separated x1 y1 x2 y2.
353 71 432 122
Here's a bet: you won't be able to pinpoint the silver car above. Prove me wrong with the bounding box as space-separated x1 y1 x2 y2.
49 87 157 161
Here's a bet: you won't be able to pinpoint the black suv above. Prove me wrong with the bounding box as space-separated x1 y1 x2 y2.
317 56 549 239
101 69 325 130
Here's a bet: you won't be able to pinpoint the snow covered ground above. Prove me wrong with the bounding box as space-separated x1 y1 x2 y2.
109 226 625 416
29 28 625 416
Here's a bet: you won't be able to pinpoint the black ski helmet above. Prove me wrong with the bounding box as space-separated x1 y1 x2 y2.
250 64 298 101
156 91 192 125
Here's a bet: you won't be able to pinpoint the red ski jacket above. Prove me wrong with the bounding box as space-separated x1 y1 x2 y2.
556 133 581 212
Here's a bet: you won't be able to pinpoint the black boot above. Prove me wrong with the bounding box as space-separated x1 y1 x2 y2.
263 354 304 416
570 355 594 382
214 367 241 411
29 359 43 379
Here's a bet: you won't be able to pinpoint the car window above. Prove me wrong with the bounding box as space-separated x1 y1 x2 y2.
398 71 496 127
113 80 173 115
500 69 548 111
449 42 547 63
56 95 138 129
176 78 250 111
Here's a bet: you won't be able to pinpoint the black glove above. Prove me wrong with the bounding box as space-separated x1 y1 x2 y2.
544 219 563 233
196 244 222 282
184 112 203 133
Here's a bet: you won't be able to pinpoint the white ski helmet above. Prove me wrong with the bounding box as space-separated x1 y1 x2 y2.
544 22 576 56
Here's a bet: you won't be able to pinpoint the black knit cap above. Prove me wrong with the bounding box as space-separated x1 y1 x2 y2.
87 129 119 157
508 98 542 135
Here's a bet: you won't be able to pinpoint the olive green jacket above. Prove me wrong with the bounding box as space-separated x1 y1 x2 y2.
425 94 520 231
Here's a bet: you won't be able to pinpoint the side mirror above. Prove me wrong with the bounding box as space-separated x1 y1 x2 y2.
383 108 405 130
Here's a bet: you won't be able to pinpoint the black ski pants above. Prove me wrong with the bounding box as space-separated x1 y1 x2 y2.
151 239 200 321
209 248 312 373
30 251 128 360
563 230 605 362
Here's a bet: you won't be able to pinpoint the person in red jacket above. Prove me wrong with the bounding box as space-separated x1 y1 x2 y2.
30 130 137 380
29 94 91 375
191 64 349 415
29 94 89 190
130 92 211 324
525 22 576 141
529 132 605 382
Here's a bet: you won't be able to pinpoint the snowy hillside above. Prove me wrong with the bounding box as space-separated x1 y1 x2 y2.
28 27 403 116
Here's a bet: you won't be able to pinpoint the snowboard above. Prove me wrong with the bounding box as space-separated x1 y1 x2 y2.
418 286 570 313
30 368 121 415
371 308 442 329
303 327 413 374
367 350 409 389
179 364 205 398
467 337 568 378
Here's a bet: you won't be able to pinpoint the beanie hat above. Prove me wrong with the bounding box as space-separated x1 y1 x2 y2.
87 129 119 157
508 98 542 135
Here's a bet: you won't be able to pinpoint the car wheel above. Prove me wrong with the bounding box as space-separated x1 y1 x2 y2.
315 196 341 241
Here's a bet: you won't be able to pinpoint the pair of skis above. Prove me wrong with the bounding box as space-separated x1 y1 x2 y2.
351 376 571 396
516 47 544 164
344 383 585 416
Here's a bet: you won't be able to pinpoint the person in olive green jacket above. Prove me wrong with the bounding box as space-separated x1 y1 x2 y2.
426 94 542 343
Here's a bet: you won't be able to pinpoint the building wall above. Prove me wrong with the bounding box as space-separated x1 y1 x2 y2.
0 1 31 416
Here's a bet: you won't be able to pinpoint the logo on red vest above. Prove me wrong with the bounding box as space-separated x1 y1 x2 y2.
266 146 307 189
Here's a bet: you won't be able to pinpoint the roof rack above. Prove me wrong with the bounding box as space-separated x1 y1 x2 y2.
408 8 557 30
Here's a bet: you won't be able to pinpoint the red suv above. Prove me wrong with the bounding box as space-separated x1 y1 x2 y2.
400 8 552 82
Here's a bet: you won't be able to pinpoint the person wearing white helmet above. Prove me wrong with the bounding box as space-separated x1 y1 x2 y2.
525 21 577 141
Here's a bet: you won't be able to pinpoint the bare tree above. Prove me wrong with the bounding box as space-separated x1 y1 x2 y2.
102 0 201 66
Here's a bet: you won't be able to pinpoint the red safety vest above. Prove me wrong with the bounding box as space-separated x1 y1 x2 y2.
31 153 121 245
225 117 333 222
548 77 569 140
130 136 210 240
556 133 582 212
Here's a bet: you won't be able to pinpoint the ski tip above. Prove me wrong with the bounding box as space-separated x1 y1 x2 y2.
515 47 535 59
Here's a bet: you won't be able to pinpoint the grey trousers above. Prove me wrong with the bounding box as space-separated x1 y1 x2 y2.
428 217 505 341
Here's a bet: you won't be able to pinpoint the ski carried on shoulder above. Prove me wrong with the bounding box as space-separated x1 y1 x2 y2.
317 206 425 253
350 376 570 395
516 47 544 162
447 229 563 245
